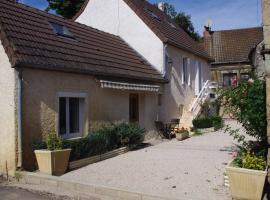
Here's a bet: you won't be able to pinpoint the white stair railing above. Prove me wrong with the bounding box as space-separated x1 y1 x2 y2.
189 80 218 119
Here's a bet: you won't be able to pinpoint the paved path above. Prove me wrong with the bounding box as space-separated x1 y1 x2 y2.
62 121 241 200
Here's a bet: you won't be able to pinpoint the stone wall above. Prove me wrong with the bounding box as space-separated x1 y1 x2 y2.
263 0 270 183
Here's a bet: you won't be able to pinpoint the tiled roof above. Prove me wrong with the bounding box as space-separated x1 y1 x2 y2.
204 27 264 65
0 0 164 83
74 0 211 61
122 0 211 60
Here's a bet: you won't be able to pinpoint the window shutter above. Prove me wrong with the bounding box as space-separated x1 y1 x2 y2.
188 58 191 86
181 57 185 84
195 61 199 95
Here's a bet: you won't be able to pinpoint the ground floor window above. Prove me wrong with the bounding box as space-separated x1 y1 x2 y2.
59 94 85 138
223 73 237 87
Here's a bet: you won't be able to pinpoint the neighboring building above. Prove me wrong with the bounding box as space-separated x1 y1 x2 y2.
0 0 212 174
74 0 212 126
203 26 264 86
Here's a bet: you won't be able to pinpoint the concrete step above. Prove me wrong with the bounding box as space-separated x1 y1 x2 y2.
17 171 180 200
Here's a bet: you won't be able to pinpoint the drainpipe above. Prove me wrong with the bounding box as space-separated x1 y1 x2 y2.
17 70 22 168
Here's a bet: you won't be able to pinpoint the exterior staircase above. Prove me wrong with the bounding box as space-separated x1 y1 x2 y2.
179 80 218 129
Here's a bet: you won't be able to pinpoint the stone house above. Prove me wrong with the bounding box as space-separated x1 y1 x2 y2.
0 0 211 174
203 26 264 86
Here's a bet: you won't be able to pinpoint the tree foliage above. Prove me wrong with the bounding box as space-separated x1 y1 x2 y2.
46 0 86 19
155 3 202 41
219 78 267 142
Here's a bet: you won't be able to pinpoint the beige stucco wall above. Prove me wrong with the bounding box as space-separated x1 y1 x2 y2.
159 45 211 122
0 41 17 175
21 68 159 170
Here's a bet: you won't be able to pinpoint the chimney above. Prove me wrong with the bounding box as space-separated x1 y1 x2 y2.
203 26 212 38
203 19 213 38
158 2 165 12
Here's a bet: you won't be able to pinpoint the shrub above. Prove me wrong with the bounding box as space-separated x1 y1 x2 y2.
46 133 64 151
220 78 267 142
192 116 224 130
212 116 224 131
192 117 213 129
232 152 266 171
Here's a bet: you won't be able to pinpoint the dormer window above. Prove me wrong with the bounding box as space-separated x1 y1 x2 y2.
145 9 161 21
49 21 74 39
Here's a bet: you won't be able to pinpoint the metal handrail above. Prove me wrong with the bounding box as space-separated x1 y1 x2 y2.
190 80 218 118
190 80 210 112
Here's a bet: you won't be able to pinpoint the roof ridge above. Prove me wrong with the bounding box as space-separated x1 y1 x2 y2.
213 26 263 33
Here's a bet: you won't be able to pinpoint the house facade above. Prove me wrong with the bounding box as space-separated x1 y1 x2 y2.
0 0 211 174
0 0 167 174
74 0 212 125
203 26 264 86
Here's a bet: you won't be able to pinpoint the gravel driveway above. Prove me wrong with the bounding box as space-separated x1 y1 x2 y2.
62 121 241 200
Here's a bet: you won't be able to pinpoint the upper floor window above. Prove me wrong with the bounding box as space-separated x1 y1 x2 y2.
49 21 74 39
182 57 188 84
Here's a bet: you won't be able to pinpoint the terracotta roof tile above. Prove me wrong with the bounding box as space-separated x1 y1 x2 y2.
204 27 264 65
122 0 211 60
0 0 164 83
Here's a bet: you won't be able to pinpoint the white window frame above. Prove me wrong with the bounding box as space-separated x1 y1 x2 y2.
195 61 203 95
182 57 190 85
57 92 86 139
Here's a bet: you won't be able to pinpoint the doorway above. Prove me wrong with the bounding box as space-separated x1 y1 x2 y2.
129 94 139 123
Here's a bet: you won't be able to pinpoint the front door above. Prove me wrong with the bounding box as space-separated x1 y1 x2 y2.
129 94 139 123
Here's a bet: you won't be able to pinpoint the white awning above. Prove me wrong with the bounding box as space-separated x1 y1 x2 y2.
100 80 160 92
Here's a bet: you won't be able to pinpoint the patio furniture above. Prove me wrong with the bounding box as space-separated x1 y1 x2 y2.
155 121 176 139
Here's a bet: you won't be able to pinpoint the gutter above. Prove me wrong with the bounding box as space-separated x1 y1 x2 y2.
16 69 22 168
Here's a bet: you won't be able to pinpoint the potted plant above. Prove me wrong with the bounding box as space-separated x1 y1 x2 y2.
226 151 267 200
175 127 189 141
34 133 71 176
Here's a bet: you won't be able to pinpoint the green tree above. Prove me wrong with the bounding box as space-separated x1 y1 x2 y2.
155 3 201 41
174 12 201 41
46 0 86 19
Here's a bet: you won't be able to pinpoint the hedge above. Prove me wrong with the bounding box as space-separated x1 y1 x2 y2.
192 116 224 130
34 122 145 161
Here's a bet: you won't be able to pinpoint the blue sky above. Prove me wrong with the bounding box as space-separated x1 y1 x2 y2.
20 0 262 35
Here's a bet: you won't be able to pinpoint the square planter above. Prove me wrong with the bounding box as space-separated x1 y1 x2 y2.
226 161 267 200
35 149 71 176
176 132 189 141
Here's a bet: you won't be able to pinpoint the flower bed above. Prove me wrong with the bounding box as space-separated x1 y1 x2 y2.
34 122 145 162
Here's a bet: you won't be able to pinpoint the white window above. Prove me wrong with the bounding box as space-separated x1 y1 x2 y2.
195 61 203 95
58 93 86 138
182 57 190 85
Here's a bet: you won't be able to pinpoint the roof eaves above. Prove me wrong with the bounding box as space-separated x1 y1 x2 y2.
211 60 251 66
15 61 167 83
165 40 212 61
0 23 19 67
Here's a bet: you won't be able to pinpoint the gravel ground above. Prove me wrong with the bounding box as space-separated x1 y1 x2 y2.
62 120 244 200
